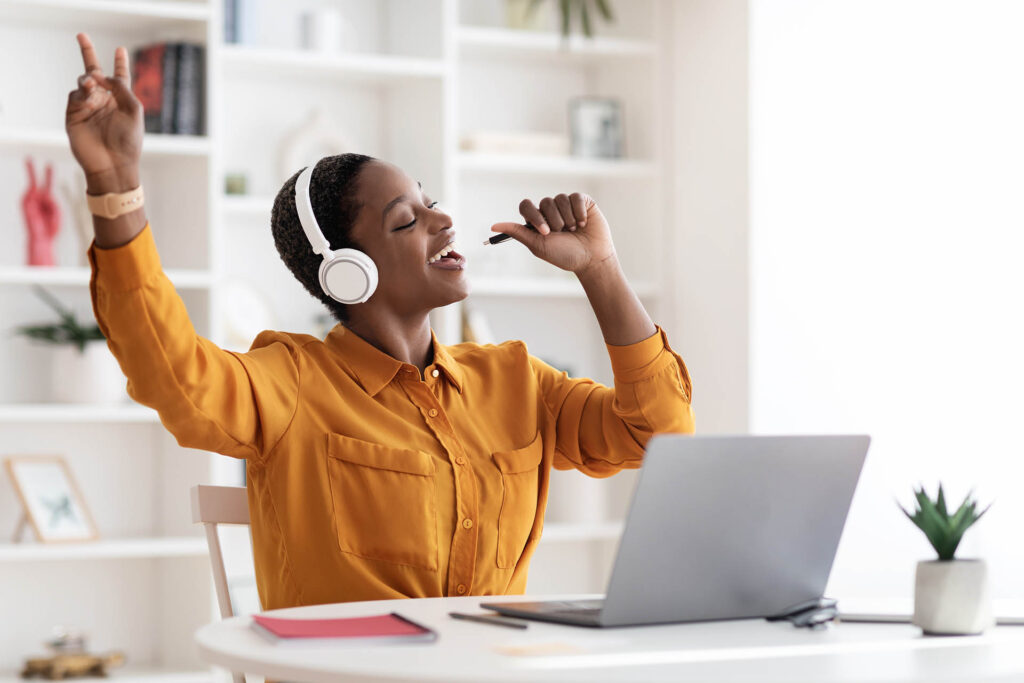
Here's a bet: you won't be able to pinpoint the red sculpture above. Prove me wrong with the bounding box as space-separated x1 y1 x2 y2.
22 157 62 267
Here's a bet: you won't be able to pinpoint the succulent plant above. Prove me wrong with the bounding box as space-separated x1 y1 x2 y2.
526 0 615 38
899 484 990 561
14 286 105 353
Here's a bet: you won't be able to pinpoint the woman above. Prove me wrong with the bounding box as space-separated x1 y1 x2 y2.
66 33 695 610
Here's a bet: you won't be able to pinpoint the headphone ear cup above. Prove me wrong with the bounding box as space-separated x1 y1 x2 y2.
319 249 379 305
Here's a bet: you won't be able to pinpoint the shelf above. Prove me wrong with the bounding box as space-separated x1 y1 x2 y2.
221 45 445 85
541 521 624 543
0 126 210 158
0 266 212 289
0 404 160 423
0 537 208 562
470 276 659 299
0 667 215 683
457 152 657 179
0 0 209 30
457 26 656 63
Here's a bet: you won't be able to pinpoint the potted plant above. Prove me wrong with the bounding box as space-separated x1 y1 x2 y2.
508 0 615 38
900 484 992 635
14 286 127 404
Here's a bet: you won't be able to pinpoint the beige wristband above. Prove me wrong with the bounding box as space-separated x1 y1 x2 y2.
86 185 144 219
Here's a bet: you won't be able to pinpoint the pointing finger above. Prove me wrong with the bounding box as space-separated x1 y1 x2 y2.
113 46 130 84
77 33 101 74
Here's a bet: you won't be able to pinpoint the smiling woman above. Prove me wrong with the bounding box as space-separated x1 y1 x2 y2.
67 31 695 610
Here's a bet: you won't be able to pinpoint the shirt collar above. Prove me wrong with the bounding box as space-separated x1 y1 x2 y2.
325 325 463 396
430 331 464 394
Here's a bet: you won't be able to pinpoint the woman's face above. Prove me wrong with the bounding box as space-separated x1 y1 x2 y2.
347 160 469 317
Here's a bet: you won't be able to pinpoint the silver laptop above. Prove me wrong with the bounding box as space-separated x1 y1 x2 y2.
481 434 869 627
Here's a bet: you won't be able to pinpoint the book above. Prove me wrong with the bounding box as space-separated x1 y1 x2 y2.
250 612 437 647
131 43 177 134
173 43 205 135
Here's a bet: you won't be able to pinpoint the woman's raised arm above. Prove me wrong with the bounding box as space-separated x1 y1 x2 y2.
65 32 145 248
63 33 299 464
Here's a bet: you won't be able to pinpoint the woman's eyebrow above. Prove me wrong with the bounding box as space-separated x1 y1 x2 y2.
381 182 424 225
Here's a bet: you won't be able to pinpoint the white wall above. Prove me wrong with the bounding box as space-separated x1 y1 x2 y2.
671 0 750 435
750 0 1024 600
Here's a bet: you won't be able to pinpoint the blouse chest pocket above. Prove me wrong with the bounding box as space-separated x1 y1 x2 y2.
492 432 544 569
326 433 438 571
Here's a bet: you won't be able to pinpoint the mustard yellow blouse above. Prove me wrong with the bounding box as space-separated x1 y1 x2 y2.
88 224 695 610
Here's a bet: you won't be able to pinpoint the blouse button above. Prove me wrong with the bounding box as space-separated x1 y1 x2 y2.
456 584 467 594
431 369 439 378
428 408 438 417
455 456 466 466
463 519 474 529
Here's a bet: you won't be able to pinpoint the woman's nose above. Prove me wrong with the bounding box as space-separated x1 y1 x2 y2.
428 206 453 233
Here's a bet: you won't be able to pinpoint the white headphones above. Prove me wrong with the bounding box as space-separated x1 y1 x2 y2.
294 161 379 305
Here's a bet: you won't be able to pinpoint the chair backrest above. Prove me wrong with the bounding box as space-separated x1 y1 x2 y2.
191 485 250 683
191 484 249 619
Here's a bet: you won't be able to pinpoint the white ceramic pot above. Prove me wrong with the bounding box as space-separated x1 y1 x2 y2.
912 559 993 635
50 342 129 404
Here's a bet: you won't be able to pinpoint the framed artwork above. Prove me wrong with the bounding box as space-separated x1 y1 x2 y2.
569 96 624 158
4 456 98 543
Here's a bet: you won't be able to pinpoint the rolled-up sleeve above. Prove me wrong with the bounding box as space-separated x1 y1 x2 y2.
88 224 299 464
530 326 694 476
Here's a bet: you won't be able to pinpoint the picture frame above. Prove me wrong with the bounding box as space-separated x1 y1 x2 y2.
569 96 624 159
4 456 99 543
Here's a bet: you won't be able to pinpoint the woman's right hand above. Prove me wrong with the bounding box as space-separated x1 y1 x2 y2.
65 33 143 192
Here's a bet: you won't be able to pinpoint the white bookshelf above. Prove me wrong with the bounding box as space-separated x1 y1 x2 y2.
0 404 161 423
456 25 657 62
456 151 657 177
0 0 672 679
0 127 210 157
220 44 445 83
0 0 210 29
0 537 207 562
0 266 212 288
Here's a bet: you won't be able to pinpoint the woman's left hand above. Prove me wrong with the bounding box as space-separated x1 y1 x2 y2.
490 192 617 276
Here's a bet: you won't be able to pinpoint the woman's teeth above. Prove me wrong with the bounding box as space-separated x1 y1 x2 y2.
427 242 457 264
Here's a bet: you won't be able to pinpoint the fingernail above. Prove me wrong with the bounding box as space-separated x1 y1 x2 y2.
540 223 550 234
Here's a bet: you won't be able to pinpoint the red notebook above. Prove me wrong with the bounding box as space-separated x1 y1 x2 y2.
250 613 437 647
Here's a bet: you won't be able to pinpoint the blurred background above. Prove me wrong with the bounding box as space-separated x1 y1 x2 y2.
0 0 1021 679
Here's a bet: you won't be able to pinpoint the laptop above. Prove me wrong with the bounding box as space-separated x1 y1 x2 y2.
481 434 869 628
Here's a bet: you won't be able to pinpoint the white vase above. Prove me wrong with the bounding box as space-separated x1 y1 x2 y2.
912 559 993 635
50 342 129 404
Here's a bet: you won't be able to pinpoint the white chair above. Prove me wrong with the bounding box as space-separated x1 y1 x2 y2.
191 484 251 683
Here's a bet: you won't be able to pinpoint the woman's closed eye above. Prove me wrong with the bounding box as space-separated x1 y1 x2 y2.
394 201 439 231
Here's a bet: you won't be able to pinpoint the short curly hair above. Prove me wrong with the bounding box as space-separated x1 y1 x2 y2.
271 153 376 323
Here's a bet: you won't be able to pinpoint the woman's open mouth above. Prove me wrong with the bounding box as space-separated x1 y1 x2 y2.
426 241 466 270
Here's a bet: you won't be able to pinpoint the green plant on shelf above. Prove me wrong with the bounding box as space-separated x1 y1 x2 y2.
526 0 616 38
899 484 990 561
14 286 104 353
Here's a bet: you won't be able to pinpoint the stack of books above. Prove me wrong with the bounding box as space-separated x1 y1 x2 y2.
131 42 206 136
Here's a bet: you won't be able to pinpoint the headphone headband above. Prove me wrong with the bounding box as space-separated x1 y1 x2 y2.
294 163 333 258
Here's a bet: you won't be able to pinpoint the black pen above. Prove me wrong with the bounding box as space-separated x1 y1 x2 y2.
448 611 529 629
482 222 541 246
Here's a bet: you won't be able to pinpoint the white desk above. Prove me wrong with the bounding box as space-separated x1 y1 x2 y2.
194 594 1024 682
